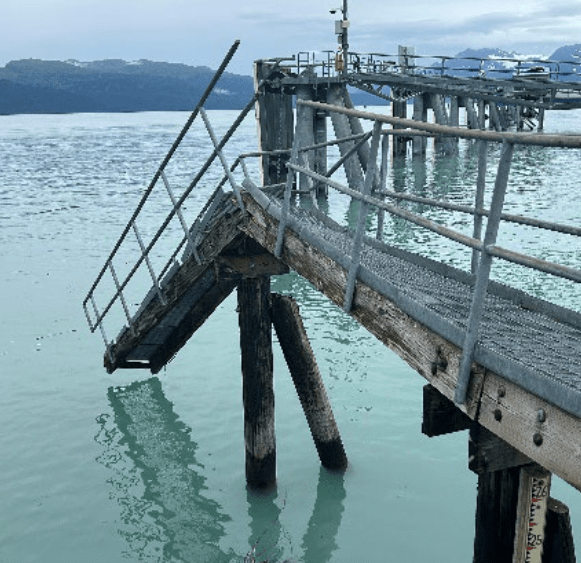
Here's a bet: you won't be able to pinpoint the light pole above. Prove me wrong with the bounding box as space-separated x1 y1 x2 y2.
341 0 349 78
331 0 349 78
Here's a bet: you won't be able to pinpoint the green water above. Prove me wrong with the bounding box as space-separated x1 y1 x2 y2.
1 109 580 562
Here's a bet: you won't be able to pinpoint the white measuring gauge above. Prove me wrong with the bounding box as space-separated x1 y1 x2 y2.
523 474 550 563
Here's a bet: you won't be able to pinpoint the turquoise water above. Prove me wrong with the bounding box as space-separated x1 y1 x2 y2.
1 108 581 562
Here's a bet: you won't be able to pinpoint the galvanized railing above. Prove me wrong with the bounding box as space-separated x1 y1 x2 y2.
269 100 581 407
82 42 283 360
284 49 581 85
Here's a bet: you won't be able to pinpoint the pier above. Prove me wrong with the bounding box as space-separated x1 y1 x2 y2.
84 32 581 562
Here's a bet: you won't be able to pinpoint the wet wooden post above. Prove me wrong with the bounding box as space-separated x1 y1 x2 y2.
254 61 294 186
314 104 328 196
538 108 545 132
392 98 407 156
296 82 316 193
543 498 577 563
450 96 459 127
432 94 456 154
238 276 276 489
517 105 524 132
343 88 370 173
465 97 479 129
490 103 503 132
470 424 531 562
271 293 348 470
412 94 428 155
421 386 537 563
450 95 460 152
474 465 522 563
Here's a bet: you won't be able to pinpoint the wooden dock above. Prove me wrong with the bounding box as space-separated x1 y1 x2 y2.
83 38 581 561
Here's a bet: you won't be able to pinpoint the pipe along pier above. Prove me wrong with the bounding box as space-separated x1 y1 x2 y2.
84 40 581 561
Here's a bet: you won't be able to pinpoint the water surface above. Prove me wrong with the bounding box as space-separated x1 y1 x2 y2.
1 108 580 562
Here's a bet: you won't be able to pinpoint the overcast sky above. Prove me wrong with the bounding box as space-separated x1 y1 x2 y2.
3 0 581 74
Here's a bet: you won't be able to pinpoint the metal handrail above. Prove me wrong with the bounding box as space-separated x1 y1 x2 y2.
83 91 259 334
84 40 241 305
82 44 285 357
291 48 581 85
298 100 581 147
282 102 581 408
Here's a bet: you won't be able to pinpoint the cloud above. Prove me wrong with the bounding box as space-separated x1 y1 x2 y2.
1 0 580 73
349 1 581 58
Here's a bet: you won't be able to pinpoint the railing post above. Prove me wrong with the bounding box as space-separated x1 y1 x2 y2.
376 133 389 240
132 222 166 306
344 120 382 313
107 261 136 336
90 295 113 363
472 106 488 274
160 170 200 263
275 141 300 258
200 108 245 213
455 140 514 406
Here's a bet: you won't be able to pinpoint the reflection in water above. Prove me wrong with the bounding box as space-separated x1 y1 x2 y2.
302 468 346 563
95 377 347 562
246 490 284 563
244 468 346 563
95 377 235 562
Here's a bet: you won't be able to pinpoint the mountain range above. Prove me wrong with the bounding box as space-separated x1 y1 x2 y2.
431 46 581 80
1 44 580 115
0 59 255 115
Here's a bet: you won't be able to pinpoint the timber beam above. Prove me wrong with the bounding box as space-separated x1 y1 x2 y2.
469 425 532 475
422 383 471 437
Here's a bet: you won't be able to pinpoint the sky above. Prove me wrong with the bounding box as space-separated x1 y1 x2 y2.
2 0 581 75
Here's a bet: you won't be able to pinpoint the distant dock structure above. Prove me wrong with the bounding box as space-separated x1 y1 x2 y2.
84 6 581 560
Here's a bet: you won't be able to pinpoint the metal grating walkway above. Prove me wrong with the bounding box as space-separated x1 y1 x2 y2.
257 193 581 419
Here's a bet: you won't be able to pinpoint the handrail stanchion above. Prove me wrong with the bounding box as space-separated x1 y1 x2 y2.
107 261 136 336
376 133 390 240
275 141 300 258
160 170 201 263
132 222 166 306
344 120 382 312
455 140 515 406
239 157 251 182
91 295 113 362
83 299 96 332
199 108 245 213
472 110 488 273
